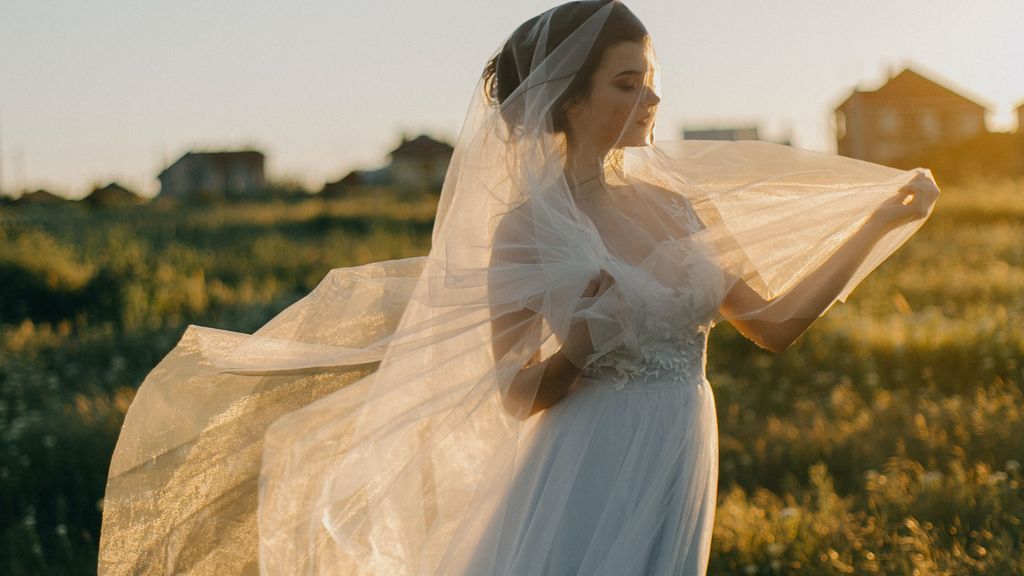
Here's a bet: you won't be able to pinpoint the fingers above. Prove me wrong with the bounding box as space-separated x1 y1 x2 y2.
909 172 940 200
906 177 939 216
892 174 939 216
581 269 617 299
875 174 939 229
594 269 616 297
581 277 600 298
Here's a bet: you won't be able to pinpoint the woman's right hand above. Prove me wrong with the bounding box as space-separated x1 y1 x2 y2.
581 268 616 299
562 269 617 365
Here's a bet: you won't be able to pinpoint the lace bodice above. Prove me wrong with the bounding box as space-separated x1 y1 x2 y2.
581 328 710 390
579 239 725 391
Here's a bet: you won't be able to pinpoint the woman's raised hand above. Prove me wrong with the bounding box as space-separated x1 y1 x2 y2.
873 171 940 229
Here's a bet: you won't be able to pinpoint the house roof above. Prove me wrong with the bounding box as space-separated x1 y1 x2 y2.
159 150 265 178
17 189 65 203
389 135 454 158
836 67 989 111
85 181 145 204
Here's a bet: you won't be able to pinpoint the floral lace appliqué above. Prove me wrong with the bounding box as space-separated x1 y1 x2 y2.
581 326 709 391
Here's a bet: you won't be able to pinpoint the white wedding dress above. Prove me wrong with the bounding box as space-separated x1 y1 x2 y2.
455 192 725 574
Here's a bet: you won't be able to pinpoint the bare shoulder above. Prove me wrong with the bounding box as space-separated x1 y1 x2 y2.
492 198 535 241
623 174 695 210
623 174 706 234
490 198 541 266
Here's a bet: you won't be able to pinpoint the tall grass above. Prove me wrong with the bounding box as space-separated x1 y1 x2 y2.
0 179 1020 574
707 176 1024 574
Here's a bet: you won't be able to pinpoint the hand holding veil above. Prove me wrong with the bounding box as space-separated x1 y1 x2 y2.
97 2 938 574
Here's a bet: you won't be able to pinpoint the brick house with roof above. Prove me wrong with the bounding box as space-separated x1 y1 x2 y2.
157 150 265 198
834 67 988 166
387 135 453 191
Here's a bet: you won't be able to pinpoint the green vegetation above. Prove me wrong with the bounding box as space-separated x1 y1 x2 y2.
0 191 435 574
1 180 1021 574
708 176 1024 574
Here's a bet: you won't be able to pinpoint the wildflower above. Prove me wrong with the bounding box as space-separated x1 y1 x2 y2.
986 471 1008 486
779 507 800 521
921 470 943 488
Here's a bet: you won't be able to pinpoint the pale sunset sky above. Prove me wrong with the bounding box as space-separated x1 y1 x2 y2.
1 0 1022 198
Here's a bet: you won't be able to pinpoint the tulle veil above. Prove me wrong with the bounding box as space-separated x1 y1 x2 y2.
97 1 938 574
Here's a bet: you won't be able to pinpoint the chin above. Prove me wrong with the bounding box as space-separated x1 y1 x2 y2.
618 126 654 148
616 135 652 148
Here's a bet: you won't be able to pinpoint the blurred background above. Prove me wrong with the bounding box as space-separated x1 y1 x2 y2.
1 1 1022 573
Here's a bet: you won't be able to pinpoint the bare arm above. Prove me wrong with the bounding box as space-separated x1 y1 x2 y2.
489 310 584 420
721 172 938 353
720 217 888 353
490 271 614 419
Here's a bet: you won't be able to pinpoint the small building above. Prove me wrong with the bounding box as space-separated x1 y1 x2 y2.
682 125 791 146
321 170 365 198
157 150 265 199
834 67 988 166
83 181 146 207
1016 102 1024 134
320 167 391 198
387 135 453 191
683 126 760 141
15 188 66 205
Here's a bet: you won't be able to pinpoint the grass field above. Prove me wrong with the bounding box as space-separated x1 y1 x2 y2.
1 179 1021 574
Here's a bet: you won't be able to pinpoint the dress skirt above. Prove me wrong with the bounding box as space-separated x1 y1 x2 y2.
454 368 718 575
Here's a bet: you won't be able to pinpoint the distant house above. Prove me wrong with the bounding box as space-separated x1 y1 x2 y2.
157 150 265 198
834 67 988 166
15 189 66 205
682 125 791 146
320 167 391 198
323 134 453 196
683 126 760 141
321 170 365 198
1016 102 1024 134
387 135 453 191
83 181 146 207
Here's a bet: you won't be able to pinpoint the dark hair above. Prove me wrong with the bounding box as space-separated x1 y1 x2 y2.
482 1 647 133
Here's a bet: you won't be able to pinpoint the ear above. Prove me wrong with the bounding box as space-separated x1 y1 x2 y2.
562 95 586 117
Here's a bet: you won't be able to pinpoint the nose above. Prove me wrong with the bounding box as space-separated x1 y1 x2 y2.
642 85 661 107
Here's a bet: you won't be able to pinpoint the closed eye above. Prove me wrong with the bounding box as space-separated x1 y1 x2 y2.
616 80 639 92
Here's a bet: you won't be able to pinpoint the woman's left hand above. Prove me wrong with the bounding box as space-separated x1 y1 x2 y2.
872 171 941 229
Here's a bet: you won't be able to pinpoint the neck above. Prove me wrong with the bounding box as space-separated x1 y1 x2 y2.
564 136 609 191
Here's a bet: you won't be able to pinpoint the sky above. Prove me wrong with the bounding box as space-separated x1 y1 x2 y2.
2 0 1022 199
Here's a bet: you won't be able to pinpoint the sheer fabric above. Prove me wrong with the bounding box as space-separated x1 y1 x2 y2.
97 2 938 574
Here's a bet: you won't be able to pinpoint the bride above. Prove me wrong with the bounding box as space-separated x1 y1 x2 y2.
97 1 939 574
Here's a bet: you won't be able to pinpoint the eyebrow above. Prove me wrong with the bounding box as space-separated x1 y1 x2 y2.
614 70 643 78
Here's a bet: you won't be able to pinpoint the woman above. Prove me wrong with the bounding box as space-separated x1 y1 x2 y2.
98 1 938 574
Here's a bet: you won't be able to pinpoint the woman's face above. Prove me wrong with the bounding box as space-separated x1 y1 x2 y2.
565 40 661 151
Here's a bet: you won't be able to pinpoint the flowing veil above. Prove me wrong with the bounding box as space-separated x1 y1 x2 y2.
97 2 939 574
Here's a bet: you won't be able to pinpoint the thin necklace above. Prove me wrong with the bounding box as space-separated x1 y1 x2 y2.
567 172 603 194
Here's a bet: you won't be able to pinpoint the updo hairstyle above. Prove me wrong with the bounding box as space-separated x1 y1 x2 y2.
482 1 647 133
